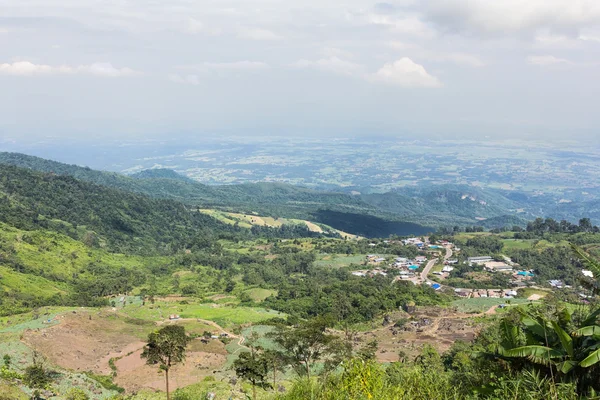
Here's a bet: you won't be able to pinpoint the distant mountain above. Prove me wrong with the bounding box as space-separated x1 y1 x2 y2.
0 153 432 237
0 152 374 214
8 151 593 231
360 185 529 226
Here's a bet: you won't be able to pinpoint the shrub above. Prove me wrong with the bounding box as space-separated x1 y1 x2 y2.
65 388 90 400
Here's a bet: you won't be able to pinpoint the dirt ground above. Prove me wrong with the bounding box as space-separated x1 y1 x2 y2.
354 307 478 363
22 310 230 393
23 311 152 375
114 347 227 392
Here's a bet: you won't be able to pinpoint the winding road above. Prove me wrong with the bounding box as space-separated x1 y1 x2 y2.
419 245 453 284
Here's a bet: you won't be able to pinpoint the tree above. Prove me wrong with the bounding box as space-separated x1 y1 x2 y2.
262 349 287 390
487 306 600 393
270 317 338 379
141 325 191 400
234 349 270 400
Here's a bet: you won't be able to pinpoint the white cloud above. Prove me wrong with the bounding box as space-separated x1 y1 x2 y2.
534 33 582 49
387 41 419 50
168 73 200 85
197 61 270 70
579 34 600 43
320 47 355 60
184 18 221 35
186 18 205 34
0 61 138 77
367 13 436 38
291 57 364 76
372 57 441 87
445 53 485 67
527 55 573 66
84 63 138 77
238 27 282 41
0 61 65 76
422 0 600 36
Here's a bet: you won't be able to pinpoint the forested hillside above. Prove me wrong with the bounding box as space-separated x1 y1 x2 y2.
0 164 332 255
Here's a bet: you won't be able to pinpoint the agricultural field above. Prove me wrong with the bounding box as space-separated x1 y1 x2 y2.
452 298 532 313
198 209 359 239
314 254 367 269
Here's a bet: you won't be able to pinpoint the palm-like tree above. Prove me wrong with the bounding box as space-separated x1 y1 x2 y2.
486 245 600 393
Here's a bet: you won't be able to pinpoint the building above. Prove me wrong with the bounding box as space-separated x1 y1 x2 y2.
484 261 513 273
468 256 493 265
582 270 594 278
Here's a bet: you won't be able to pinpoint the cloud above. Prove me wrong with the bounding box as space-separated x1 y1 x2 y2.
0 61 138 77
238 27 282 41
424 52 485 67
527 55 573 66
579 34 600 43
291 57 364 76
195 61 270 71
371 57 441 87
168 74 200 85
367 14 435 37
184 18 221 35
422 0 600 37
84 63 138 77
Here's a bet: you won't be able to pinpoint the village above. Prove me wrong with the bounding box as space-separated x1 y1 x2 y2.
346 236 596 301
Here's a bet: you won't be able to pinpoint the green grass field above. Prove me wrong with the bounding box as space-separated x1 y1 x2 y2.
244 288 277 302
119 300 283 328
314 254 366 269
452 298 531 313
502 239 534 251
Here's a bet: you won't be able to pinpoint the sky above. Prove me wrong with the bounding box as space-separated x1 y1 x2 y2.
1 0 600 142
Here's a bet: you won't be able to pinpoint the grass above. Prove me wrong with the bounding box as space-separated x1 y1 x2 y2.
517 288 551 299
244 288 277 302
502 239 534 251
119 300 283 329
314 254 366 269
452 298 531 313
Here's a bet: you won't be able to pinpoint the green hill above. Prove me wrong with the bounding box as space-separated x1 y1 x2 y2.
0 163 246 255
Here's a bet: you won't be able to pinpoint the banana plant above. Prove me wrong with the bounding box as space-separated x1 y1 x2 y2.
492 306 600 392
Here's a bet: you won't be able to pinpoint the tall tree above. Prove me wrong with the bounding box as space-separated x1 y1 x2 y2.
141 325 191 400
233 348 271 400
270 317 338 380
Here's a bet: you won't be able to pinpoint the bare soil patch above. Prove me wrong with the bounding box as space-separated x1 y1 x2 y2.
114 347 227 392
354 308 478 363
23 311 154 375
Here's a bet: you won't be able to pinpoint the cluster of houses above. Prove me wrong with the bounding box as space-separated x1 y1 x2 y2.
354 254 430 280
466 256 538 288
393 255 428 280
454 288 519 299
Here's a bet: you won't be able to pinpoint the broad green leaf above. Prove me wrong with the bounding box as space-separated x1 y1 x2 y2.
503 345 563 360
551 321 574 358
521 317 549 341
582 308 600 327
573 326 600 337
557 360 578 374
581 349 600 368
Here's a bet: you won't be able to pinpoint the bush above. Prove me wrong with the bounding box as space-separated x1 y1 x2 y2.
65 388 90 400
23 360 51 389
